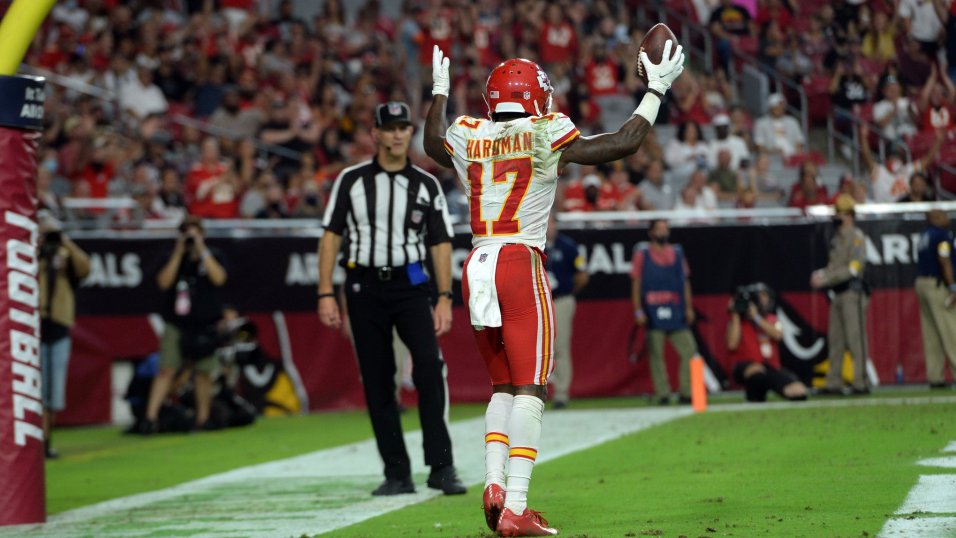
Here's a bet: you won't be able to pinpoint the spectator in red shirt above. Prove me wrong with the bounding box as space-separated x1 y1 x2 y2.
583 40 621 98
669 70 712 126
563 173 621 212
787 161 829 210
74 135 118 199
756 0 793 30
539 4 578 67
418 4 455 69
187 137 241 219
583 39 634 131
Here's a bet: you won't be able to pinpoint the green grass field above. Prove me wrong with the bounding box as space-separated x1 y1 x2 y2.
47 404 488 514
38 390 956 538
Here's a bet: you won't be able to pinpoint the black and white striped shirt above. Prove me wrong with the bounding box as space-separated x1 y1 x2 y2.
322 158 454 268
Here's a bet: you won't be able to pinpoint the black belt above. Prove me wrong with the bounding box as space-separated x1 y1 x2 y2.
348 265 408 281
831 278 867 294
917 275 947 287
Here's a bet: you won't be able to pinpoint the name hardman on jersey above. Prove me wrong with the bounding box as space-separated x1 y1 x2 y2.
443 113 579 250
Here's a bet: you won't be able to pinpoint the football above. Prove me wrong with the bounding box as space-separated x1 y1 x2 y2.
637 23 679 85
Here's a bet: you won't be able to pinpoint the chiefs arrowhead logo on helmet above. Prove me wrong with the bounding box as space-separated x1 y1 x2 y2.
484 58 553 118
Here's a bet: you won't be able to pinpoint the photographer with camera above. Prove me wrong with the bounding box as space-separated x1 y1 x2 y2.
727 283 807 402
142 216 228 433
37 212 91 458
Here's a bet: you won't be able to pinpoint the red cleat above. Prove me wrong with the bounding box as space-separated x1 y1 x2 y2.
497 507 558 536
482 484 505 531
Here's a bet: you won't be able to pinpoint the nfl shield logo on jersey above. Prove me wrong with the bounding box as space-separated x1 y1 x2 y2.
411 209 423 224
479 253 488 263
523 91 531 100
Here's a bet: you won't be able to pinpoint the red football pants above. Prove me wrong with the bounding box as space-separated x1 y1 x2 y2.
462 244 555 386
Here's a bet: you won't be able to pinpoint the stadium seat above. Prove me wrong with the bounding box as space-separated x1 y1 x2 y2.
665 0 696 20
803 75 832 126
939 142 956 166
904 132 936 158
784 151 826 168
734 35 759 57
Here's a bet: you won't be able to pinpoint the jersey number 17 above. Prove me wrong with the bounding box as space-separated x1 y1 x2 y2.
467 156 532 236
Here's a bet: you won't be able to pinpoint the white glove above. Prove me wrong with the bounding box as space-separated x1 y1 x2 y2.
640 40 685 95
432 45 450 97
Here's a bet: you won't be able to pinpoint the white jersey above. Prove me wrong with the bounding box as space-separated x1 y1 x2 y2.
443 113 580 250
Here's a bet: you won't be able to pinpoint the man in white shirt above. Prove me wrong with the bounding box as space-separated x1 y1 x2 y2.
898 0 946 58
872 76 918 141
119 66 169 122
754 93 805 158
859 123 944 202
708 113 750 171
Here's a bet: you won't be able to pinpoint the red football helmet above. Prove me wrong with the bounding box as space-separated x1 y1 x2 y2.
484 58 553 118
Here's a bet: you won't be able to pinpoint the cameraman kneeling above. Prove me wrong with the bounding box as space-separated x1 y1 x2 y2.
726 284 807 402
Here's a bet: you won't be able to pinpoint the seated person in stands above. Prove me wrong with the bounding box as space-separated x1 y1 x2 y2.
727 283 807 402
754 93 806 159
873 75 917 141
707 148 741 203
897 172 937 203
745 154 786 203
786 161 828 209
563 171 623 212
832 174 872 204
663 120 710 176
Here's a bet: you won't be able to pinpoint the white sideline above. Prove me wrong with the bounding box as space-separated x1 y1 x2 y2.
1 408 691 538
897 476 956 514
879 437 956 538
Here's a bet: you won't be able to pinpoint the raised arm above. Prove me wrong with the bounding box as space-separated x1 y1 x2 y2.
858 123 877 174
423 46 454 169
918 128 946 170
918 64 938 111
559 40 685 168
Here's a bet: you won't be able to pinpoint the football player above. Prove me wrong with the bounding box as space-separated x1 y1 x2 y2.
424 42 684 536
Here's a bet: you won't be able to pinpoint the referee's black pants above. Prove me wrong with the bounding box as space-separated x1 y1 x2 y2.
345 270 454 481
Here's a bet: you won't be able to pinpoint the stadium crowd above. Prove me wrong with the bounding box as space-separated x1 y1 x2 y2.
24 0 956 227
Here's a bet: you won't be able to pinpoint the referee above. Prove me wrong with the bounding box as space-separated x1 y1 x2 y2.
317 101 465 496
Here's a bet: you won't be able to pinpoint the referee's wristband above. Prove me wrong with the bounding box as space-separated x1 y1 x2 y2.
437 290 454 300
317 292 336 299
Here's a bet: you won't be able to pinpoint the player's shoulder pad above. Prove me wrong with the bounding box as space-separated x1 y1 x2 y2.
452 115 485 130
547 113 580 152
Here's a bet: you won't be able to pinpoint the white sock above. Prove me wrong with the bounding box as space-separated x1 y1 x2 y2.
503 395 544 514
484 392 513 489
